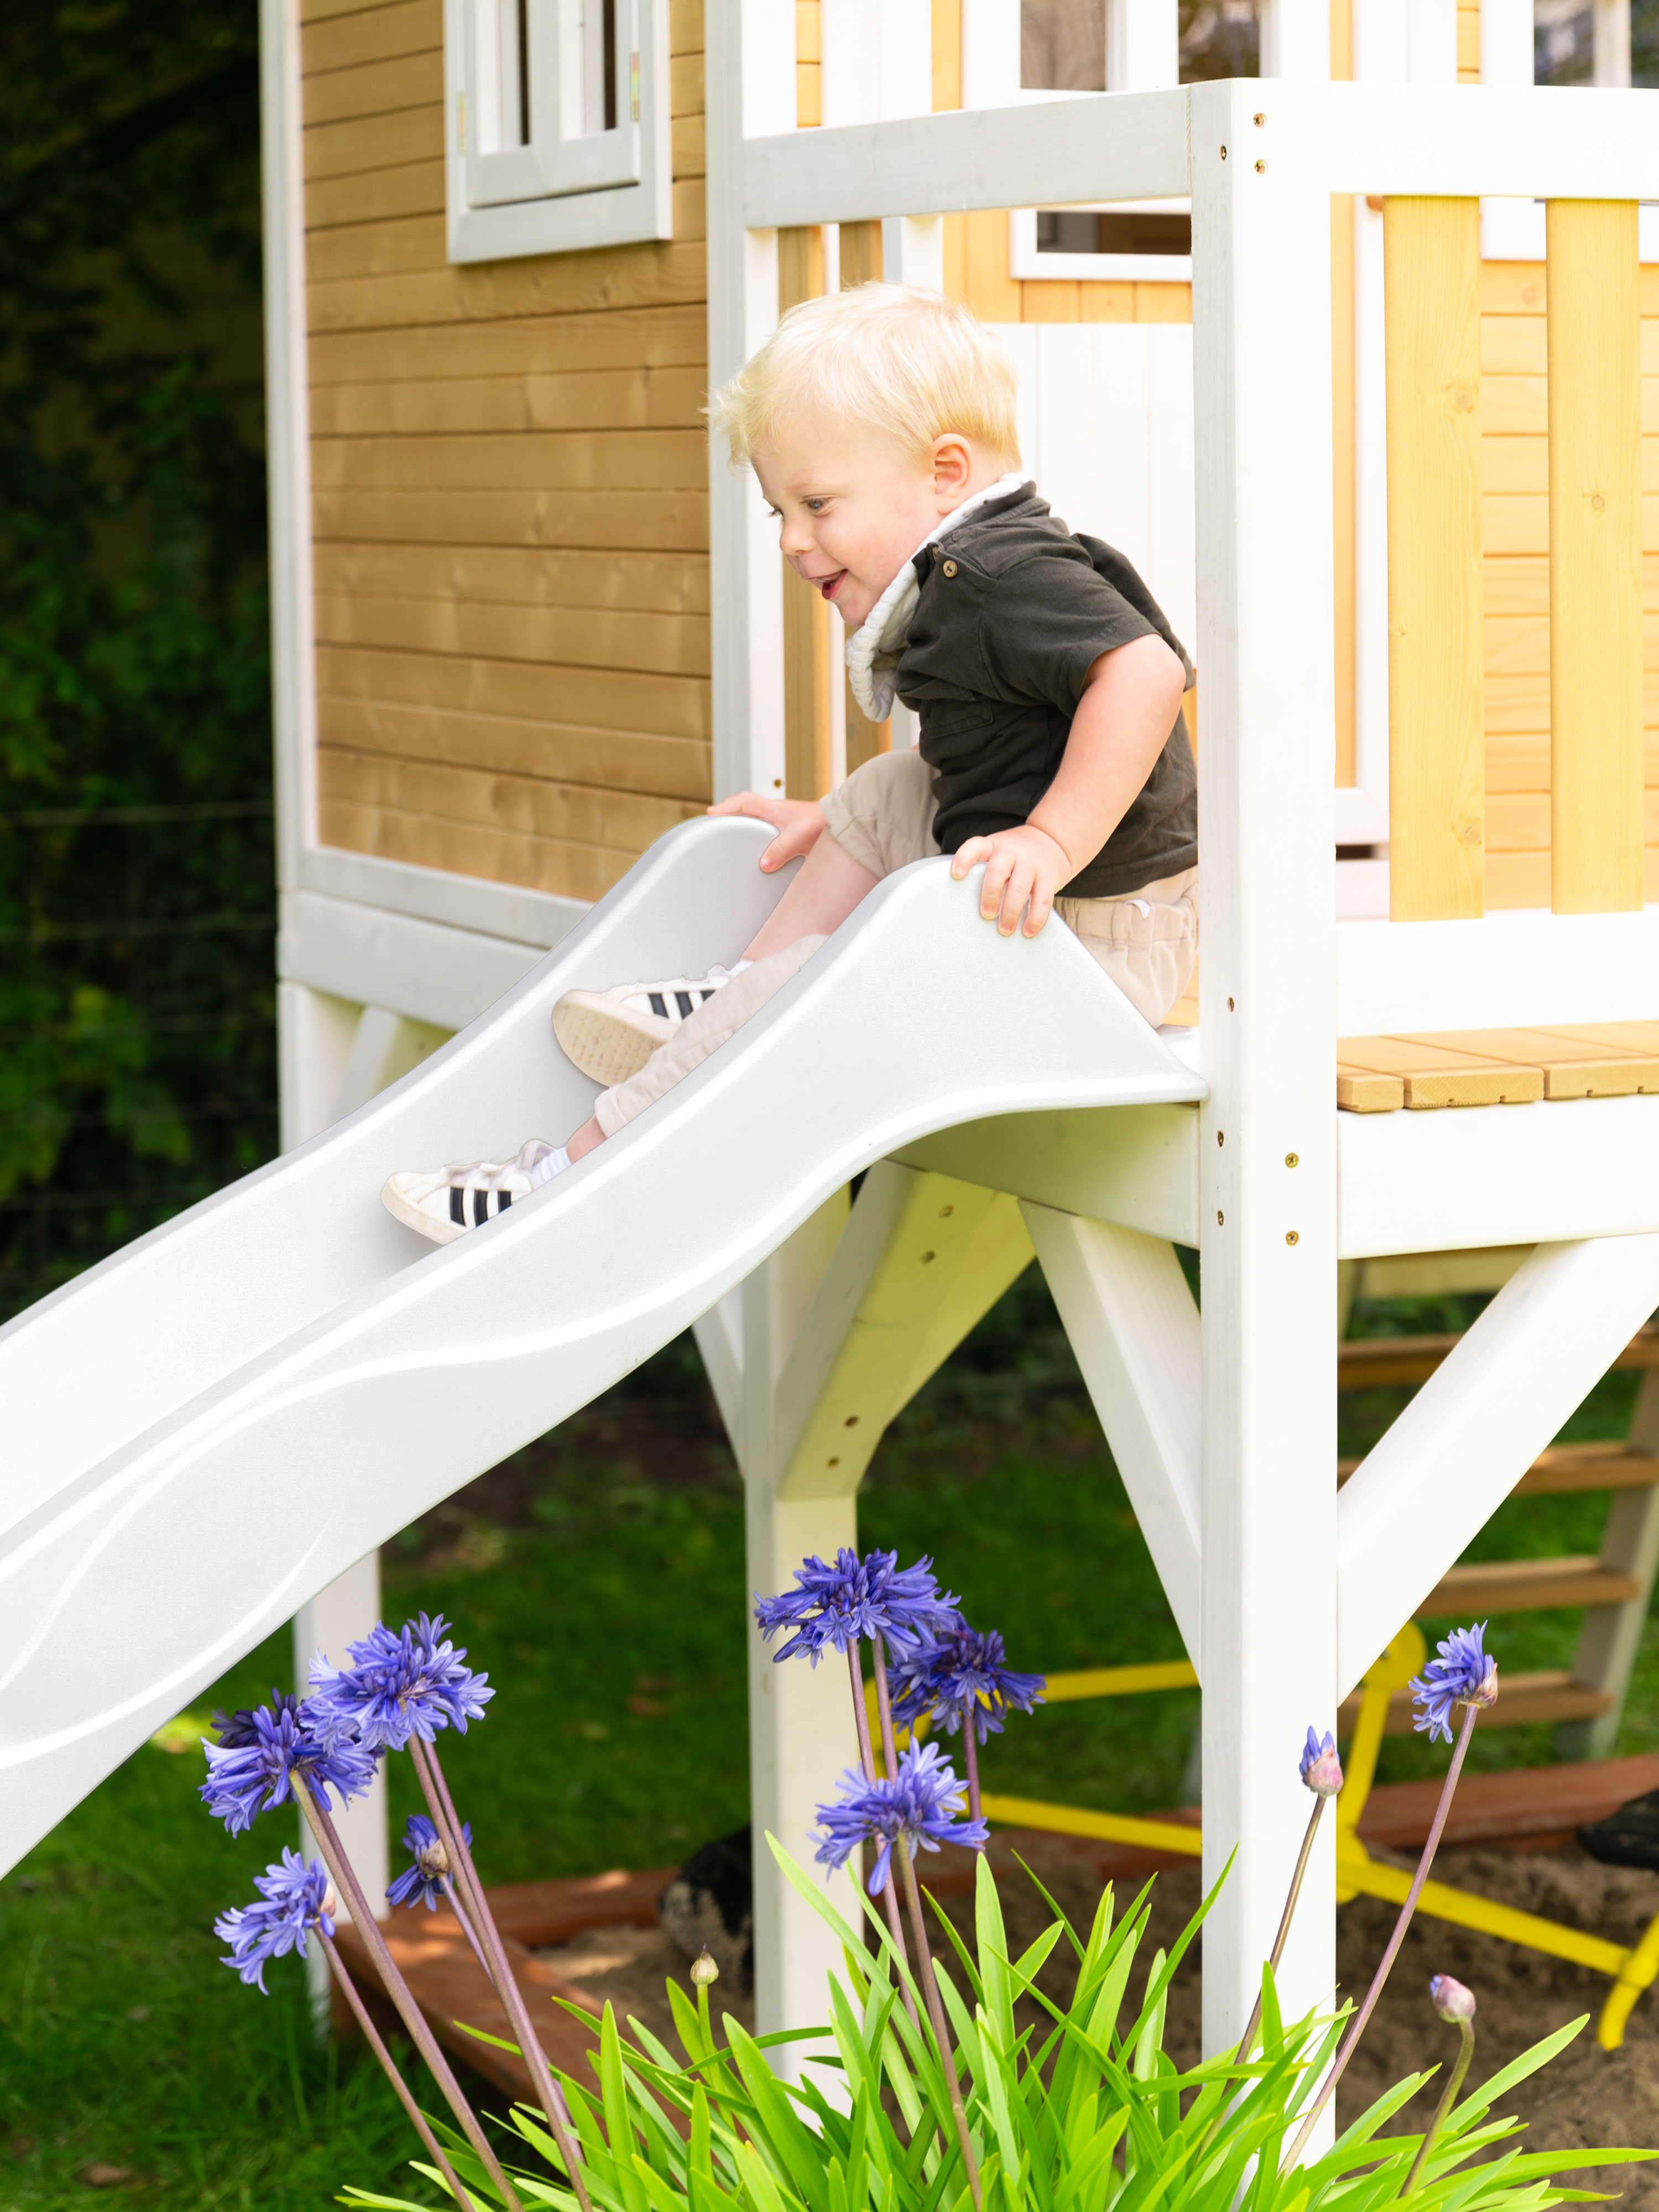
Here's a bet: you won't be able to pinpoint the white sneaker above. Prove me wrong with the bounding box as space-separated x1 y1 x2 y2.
552 966 745 1084
382 1140 562 1245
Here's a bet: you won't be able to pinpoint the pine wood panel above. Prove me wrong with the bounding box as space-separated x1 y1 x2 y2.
307 158 446 228
673 112 705 179
670 0 702 55
1457 0 1480 80
311 543 709 615
310 486 709 550
319 748 701 851
309 304 707 381
314 591 711 676
316 644 711 741
306 212 450 283
933 0 963 109
779 225 832 801
1548 200 1646 912
304 101 442 181
307 241 707 329
302 0 437 75
1486 847 1659 906
302 0 414 23
317 695 711 801
1409 1025 1659 1097
301 46 441 127
309 427 707 490
1384 197 1485 919
1333 192 1357 786
1335 1034 1542 1108
316 795 648 902
309 363 707 435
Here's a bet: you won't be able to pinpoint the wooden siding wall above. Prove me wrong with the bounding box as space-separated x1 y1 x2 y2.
1481 258 1659 906
301 0 711 905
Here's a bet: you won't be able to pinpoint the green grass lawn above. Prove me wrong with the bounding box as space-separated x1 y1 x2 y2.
2 1273 1654 2206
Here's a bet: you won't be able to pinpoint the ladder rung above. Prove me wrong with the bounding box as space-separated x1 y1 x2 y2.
1425 1556 1642 1616
1338 1669 1614 1736
1337 1441 1659 1495
1338 1321 1659 1391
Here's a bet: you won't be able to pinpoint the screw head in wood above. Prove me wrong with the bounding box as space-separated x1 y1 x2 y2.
1253 111 1266 126
1286 1230 1299 1245
1216 1210 1224 1225
1285 1152 1298 1167
844 1415 859 1427
920 1250 936 1263
1217 1131 1224 1146
1220 145 1228 159
938 1203 953 1217
1255 158 1267 173
1227 996 1235 1011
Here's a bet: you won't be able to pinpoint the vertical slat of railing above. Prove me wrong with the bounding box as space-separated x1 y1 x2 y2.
1383 197 1484 921
1546 199 1645 914
1191 77 1338 2070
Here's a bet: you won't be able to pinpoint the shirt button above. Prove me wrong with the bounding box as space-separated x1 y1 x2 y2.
942 559 957 578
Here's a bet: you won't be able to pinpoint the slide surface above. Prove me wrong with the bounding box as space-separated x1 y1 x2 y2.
0 817 1203 1874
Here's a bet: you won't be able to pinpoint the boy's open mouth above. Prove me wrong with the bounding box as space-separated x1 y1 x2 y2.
810 570 846 602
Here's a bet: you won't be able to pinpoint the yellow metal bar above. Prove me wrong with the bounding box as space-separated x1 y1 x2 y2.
980 1792 1203 1857
1598 1905 1659 2049
1042 1661 1198 1702
1336 1625 1425 1845
1336 1841 1629 1979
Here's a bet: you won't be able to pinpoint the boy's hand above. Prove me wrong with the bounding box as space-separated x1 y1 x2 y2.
951 823 1074 938
707 792 827 872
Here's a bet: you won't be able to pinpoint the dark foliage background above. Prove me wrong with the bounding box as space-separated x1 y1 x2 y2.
0 2 274 1324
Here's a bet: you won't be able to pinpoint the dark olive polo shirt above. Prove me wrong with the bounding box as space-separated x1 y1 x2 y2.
895 484 1197 899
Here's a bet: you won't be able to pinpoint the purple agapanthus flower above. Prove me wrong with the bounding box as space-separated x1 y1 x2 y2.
211 1689 304 1750
309 1613 493 1751
386 1812 473 1912
754 1548 959 1667
1411 1623 1498 1745
889 1618 1045 1745
812 1739 990 1894
214 1849 335 1992
199 1699 378 1834
1300 1726 1343 1796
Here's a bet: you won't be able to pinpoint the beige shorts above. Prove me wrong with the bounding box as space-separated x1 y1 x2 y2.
821 747 1198 1028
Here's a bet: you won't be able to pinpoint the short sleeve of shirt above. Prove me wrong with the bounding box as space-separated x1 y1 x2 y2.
971 541 1168 718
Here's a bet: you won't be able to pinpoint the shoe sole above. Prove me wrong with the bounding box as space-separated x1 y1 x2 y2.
553 994 676 1085
381 1178 467 1245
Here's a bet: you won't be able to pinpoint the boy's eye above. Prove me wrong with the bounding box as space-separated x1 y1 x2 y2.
805 498 826 512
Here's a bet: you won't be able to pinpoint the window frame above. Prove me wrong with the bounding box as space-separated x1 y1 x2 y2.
1008 200 1193 283
444 0 672 264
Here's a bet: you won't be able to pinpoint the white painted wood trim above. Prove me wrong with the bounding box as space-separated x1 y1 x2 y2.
259 0 315 900
1336 905 1659 1034
279 889 547 1034
1021 1208 1203 1668
1008 204 1191 283
298 844 588 952
1337 1091 1659 1259
1335 1234 1659 1696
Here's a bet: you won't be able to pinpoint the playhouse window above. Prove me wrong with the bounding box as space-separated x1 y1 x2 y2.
443 0 671 263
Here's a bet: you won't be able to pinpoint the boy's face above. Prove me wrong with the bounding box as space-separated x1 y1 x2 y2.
753 416 999 631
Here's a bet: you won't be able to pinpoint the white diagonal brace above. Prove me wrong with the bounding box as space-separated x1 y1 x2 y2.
1021 1206 1203 1672
1337 1232 1659 1698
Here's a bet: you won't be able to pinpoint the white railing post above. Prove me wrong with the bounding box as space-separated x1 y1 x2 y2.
1259 0 1331 80
707 0 792 802
1189 78 1339 2068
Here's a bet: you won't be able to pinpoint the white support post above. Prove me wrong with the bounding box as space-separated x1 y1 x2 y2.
738 1198 862 2085
706 0 792 801
1190 79 1339 2065
1594 0 1633 87
1259 0 1331 80
1021 1209 1203 1669
1479 0 1543 260
1106 0 1177 91
282 1001 448 2026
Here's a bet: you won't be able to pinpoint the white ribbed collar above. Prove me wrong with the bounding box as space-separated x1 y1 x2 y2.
843 473 1031 723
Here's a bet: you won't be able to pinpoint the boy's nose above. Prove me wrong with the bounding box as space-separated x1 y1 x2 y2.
777 514 814 559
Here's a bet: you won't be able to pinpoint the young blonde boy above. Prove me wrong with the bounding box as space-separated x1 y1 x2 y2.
384 286 1197 1243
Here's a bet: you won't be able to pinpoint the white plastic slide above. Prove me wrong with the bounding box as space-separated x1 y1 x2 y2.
0 815 1203 1875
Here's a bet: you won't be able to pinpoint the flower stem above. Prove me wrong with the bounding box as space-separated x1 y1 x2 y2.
320 1932 481 2212
962 1725 983 1829
1234 1796 1326 2064
440 1871 498 1986
846 1641 920 2026
1286 1704 1480 2168
1402 2019 1475 2197
292 1776 524 2211
896 1844 982 2212
413 1738 596 2212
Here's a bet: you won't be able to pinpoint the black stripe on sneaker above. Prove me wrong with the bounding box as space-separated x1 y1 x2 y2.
675 991 693 1018
649 993 667 1018
473 1188 488 1227
450 1186 466 1227
499 1188 511 1208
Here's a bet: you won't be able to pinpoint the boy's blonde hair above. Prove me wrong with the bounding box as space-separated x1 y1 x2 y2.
709 283 1020 469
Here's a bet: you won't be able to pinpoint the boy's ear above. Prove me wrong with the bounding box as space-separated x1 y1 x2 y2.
930 432 974 501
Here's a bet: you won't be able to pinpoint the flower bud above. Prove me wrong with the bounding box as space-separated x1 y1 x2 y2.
1429 1974 1475 2023
415 1834 452 1879
1459 1661 1499 1711
690 1947 719 1988
321 1886 340 1922
1299 1726 1344 1797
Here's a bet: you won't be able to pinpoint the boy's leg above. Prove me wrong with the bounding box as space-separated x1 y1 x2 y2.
587 935 830 1142
1054 867 1199 1027
741 747 939 961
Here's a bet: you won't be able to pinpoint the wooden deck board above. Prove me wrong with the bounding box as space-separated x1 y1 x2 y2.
1335 1019 1659 1110
1338 1321 1659 1389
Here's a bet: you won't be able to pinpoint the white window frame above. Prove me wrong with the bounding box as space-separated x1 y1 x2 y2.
444 0 672 263
1008 197 1192 281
